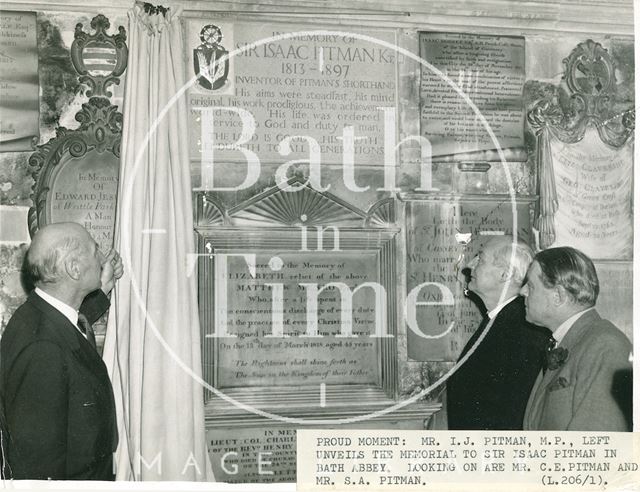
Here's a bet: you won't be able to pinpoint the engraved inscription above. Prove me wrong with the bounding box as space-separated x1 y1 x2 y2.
48 150 119 252
188 22 396 165
420 32 525 156
215 252 379 387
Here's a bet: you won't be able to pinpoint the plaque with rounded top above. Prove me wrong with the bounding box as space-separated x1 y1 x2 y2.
28 14 127 253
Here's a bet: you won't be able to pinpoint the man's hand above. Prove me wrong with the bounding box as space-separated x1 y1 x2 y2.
100 249 123 295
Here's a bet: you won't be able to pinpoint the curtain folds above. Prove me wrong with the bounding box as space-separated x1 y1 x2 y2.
103 4 212 481
533 126 558 249
528 98 633 252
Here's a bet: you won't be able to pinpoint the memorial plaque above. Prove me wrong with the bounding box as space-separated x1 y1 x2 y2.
28 15 126 254
197 225 398 403
216 252 379 388
549 128 633 259
405 198 532 361
0 10 39 151
419 32 525 156
48 149 119 252
187 20 397 167
208 426 297 483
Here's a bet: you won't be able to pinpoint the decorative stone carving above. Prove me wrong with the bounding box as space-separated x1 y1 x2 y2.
28 15 127 250
528 40 634 147
365 198 396 228
195 193 227 227
227 179 366 227
194 181 401 406
196 180 398 229
71 14 128 98
526 40 634 249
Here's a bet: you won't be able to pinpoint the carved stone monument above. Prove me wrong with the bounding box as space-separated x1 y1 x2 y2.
28 14 127 252
195 180 438 482
27 14 127 349
527 39 634 257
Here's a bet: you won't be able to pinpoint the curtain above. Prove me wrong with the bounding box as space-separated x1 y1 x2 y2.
103 4 213 480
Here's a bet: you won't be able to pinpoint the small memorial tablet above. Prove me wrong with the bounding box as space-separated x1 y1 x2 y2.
419 32 525 156
48 150 119 252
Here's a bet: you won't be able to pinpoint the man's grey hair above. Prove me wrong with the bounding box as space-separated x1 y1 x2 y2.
25 235 84 285
491 237 534 286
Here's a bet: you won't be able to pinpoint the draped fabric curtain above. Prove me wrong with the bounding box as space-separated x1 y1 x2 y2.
103 4 212 480
529 100 633 253
532 124 558 249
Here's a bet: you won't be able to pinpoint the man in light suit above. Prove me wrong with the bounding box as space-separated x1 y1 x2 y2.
521 247 632 431
0 223 123 479
446 235 550 429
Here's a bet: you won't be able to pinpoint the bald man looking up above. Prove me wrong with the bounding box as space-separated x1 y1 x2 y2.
0 223 123 480
446 235 550 429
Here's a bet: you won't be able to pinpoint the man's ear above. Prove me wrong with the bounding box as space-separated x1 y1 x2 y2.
500 266 519 285
553 285 567 306
64 256 81 281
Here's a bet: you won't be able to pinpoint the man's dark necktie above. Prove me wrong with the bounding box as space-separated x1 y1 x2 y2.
77 313 97 350
542 336 555 375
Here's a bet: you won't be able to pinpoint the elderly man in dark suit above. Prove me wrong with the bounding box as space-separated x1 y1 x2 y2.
446 235 550 429
521 247 632 431
0 222 123 480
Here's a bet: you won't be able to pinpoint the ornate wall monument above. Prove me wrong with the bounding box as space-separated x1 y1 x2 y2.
28 14 127 252
26 14 127 348
526 39 634 339
195 180 439 482
527 39 634 258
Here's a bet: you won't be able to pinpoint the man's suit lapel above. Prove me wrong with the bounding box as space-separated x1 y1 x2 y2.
525 309 600 428
459 298 521 359
29 293 106 376
459 315 490 358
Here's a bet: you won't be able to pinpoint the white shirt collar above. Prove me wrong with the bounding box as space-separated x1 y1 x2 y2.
552 307 595 344
486 296 517 320
35 287 84 337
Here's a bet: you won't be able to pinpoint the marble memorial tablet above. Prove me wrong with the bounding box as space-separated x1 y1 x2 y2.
0 10 39 151
187 20 397 167
48 149 119 252
213 251 380 388
419 32 525 156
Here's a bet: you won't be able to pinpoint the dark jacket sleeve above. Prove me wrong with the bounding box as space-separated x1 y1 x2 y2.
4 342 69 479
79 290 111 325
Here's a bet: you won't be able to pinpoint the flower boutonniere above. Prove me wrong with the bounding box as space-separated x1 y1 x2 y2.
545 345 569 371
548 376 571 391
